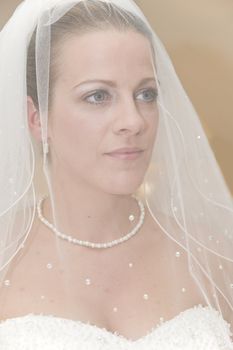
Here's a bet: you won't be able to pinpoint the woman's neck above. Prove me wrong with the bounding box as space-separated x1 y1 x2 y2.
43 175 140 243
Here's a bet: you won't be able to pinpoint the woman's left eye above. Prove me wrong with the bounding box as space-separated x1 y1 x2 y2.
136 88 158 102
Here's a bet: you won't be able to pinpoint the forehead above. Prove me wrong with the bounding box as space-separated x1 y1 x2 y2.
56 30 155 86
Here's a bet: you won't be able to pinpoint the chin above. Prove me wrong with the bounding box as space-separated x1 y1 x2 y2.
103 177 145 196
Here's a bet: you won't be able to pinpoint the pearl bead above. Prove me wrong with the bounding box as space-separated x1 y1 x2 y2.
129 214 135 222
143 294 149 300
85 278 91 286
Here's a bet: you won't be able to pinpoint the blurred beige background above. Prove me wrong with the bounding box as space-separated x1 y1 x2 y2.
1 0 233 193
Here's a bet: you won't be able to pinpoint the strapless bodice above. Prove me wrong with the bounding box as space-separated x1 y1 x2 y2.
0 305 232 349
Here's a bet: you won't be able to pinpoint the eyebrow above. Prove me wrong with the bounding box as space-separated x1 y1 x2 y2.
73 77 157 90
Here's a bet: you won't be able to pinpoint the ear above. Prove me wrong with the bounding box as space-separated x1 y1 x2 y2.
27 96 42 142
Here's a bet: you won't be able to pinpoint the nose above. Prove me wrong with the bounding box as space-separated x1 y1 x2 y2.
112 96 146 136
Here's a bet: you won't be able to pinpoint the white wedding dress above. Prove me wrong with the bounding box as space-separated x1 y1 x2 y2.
0 305 232 350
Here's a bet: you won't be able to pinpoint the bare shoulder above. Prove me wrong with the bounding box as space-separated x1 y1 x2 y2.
0 216 56 320
143 205 207 308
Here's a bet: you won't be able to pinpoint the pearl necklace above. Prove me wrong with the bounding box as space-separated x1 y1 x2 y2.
37 196 145 249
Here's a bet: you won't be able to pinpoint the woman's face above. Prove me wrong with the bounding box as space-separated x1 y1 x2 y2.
48 29 159 194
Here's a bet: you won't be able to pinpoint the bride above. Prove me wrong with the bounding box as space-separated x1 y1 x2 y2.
0 0 233 348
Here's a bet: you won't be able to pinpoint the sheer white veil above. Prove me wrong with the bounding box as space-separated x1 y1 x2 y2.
0 0 233 336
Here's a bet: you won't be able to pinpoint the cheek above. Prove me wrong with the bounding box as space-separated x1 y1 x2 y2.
147 108 159 144
50 113 104 171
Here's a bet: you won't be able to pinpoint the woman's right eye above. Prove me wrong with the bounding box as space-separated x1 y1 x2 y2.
84 90 111 105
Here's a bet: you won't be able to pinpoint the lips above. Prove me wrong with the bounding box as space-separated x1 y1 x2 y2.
107 147 143 154
104 147 145 160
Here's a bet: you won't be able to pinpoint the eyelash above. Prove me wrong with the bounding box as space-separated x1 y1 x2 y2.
83 88 158 106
